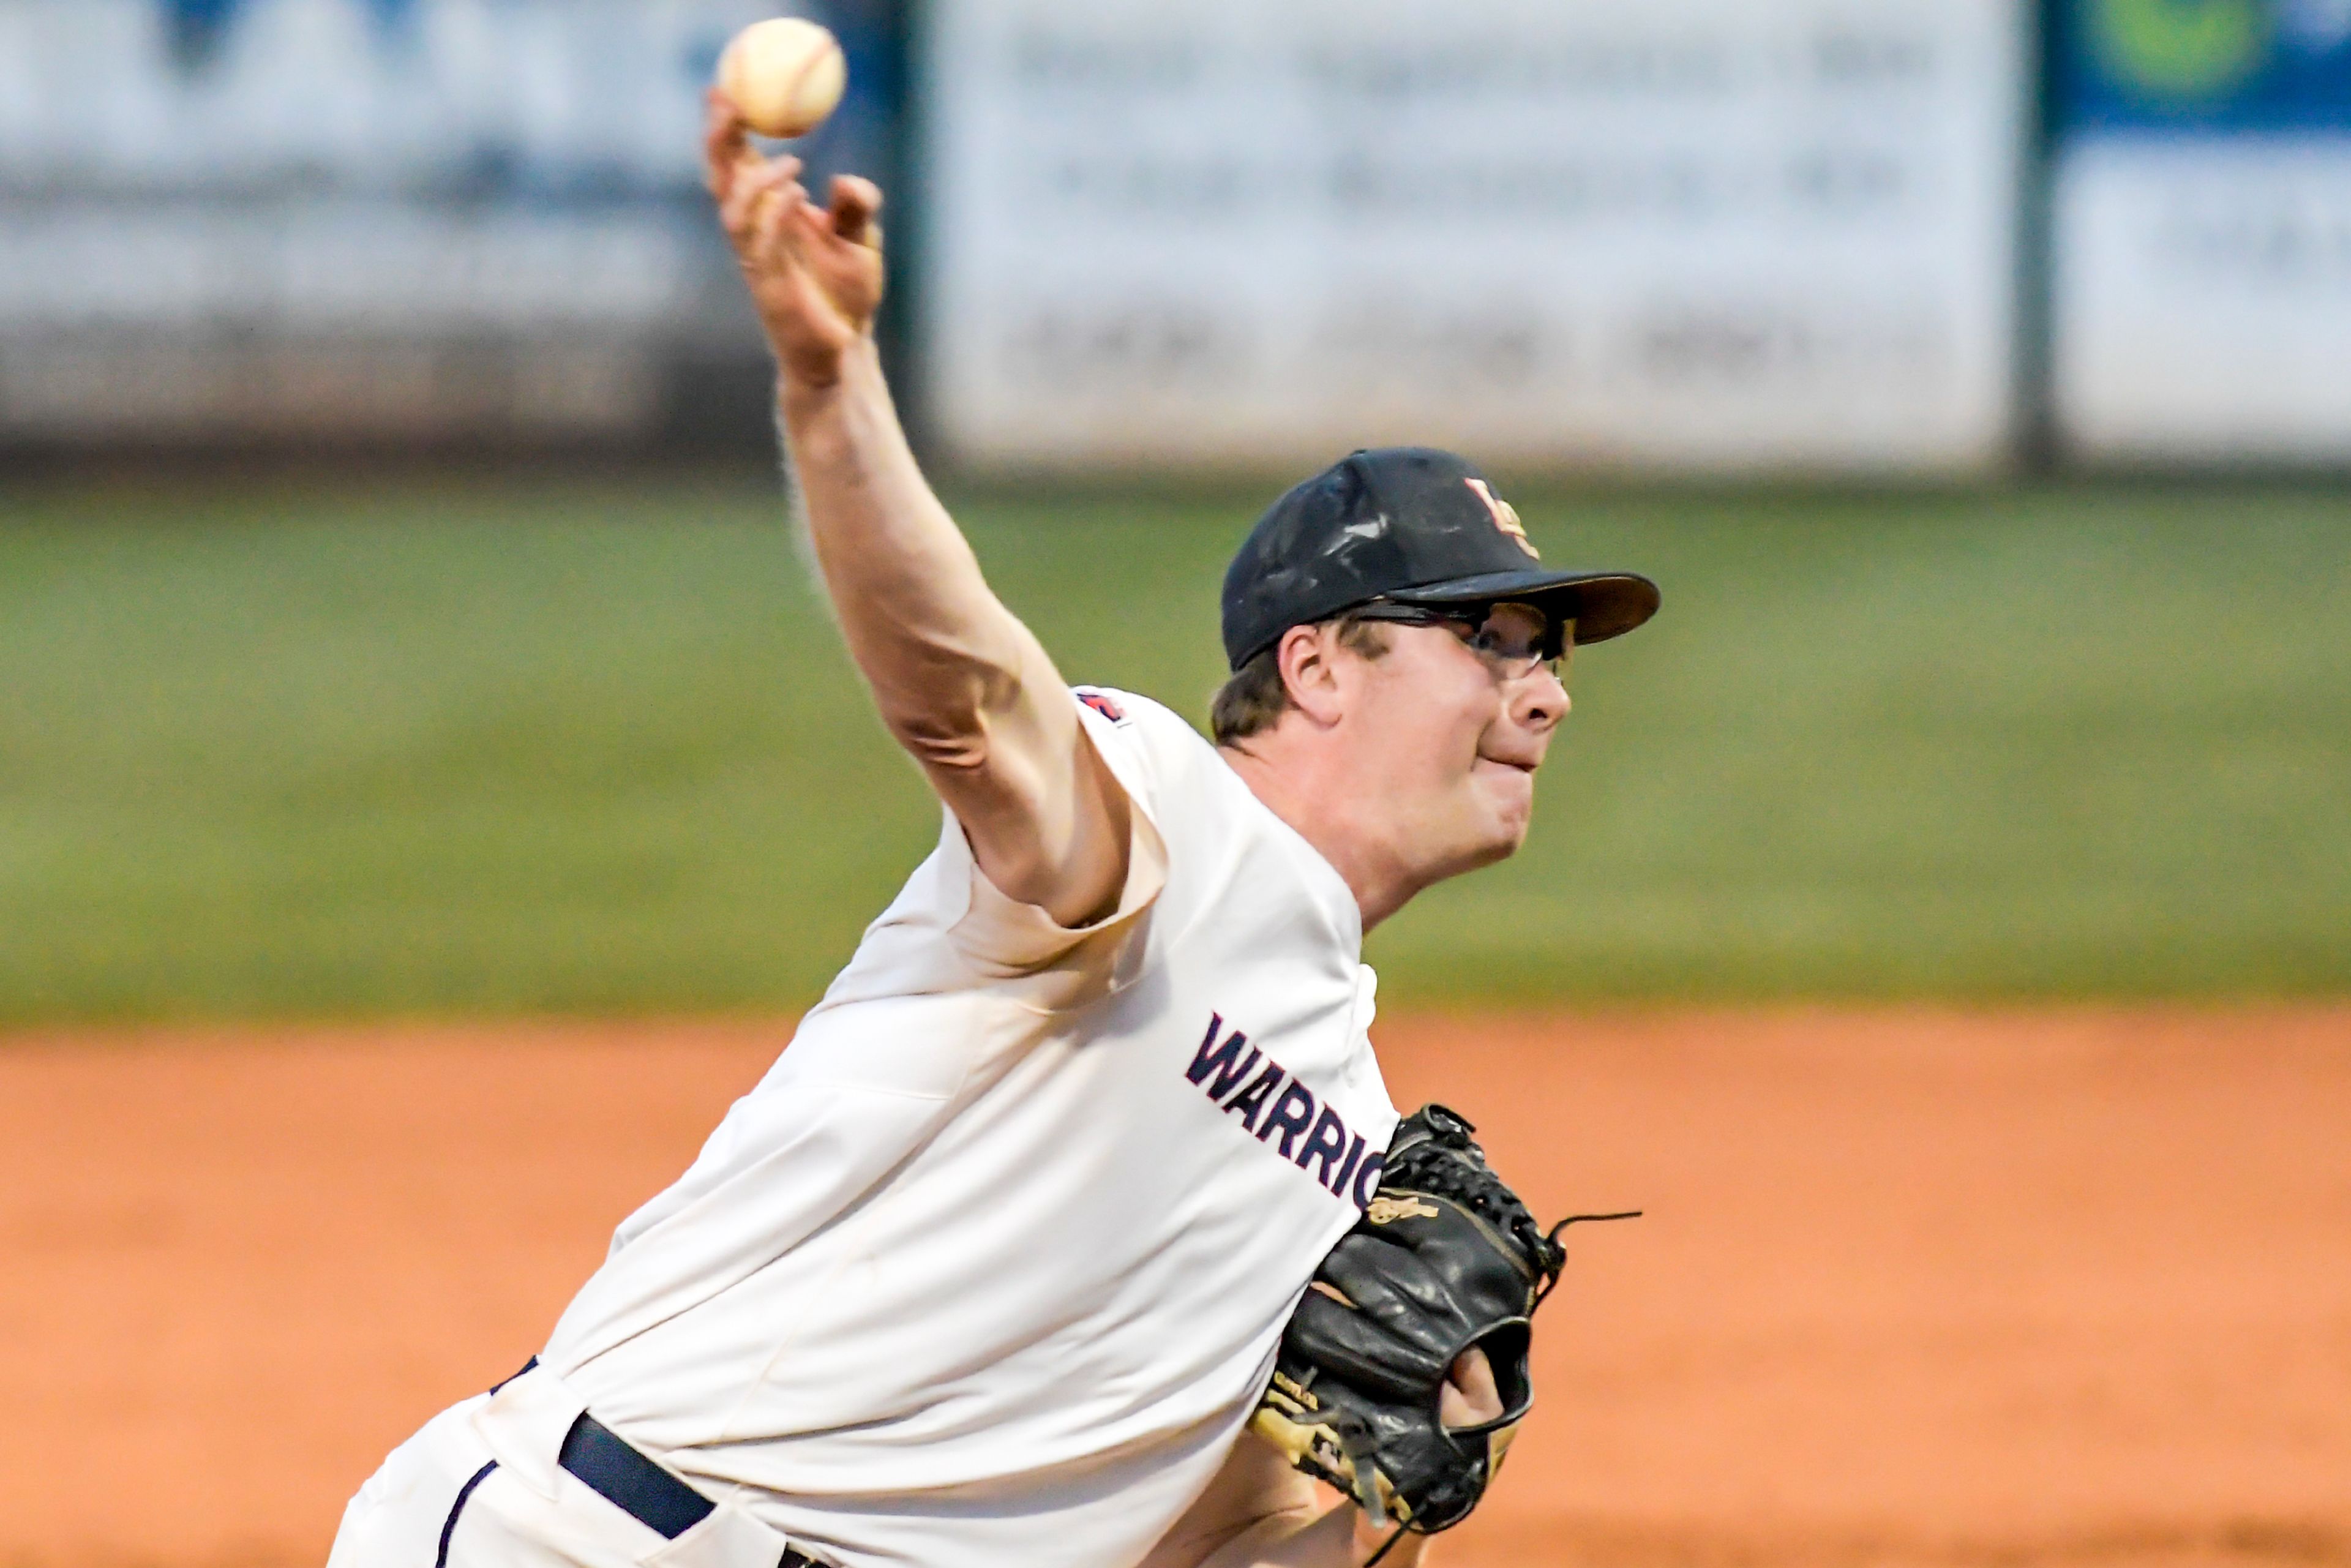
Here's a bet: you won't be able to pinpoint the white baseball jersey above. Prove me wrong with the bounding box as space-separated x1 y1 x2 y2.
534 688 1400 1568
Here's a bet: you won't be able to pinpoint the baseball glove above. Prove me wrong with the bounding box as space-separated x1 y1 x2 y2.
1250 1105 1633 1551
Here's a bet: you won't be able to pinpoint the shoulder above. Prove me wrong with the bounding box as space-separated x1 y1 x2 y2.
1069 685 1222 795
1068 685 1293 918
1071 685 1190 741
1068 687 1263 893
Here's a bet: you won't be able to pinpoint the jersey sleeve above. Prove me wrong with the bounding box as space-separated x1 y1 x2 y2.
940 686 1170 978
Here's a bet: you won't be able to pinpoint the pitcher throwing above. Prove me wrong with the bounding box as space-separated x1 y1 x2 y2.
326 96 1659 1568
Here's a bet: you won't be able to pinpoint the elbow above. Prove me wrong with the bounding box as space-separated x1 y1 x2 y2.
885 707 993 772
877 656 1023 773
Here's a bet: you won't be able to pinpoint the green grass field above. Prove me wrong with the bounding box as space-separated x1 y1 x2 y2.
2 475 2345 1021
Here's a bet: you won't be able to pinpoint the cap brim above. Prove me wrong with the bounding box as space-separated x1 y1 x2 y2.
1389 569 1661 645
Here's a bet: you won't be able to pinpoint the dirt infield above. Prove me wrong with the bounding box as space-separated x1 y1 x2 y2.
1 1010 2344 1568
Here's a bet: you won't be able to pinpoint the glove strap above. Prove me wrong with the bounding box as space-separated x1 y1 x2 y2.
1532 1210 1643 1309
1363 1524 1409 1568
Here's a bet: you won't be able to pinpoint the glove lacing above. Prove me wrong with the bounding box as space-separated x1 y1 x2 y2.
1383 1133 1567 1288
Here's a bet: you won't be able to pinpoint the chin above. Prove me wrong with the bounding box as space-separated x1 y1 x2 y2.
1471 770 1536 837
1480 820 1531 866
1414 771 1535 882
1454 808 1531 874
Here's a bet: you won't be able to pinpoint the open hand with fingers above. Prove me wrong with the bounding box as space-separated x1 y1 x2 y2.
703 91 884 388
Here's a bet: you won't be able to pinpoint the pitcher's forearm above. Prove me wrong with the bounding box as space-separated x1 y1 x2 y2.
778 339 1035 763
775 340 1128 923
708 96 1126 924
1196 1507 1429 1568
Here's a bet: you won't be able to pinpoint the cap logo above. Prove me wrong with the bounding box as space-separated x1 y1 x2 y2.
1465 479 1540 560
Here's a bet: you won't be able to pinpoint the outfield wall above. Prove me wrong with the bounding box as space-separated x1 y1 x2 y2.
0 0 895 445
2051 0 2351 462
9 2 2351 469
919 0 2028 476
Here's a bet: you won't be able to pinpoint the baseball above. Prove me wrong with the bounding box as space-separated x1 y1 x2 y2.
718 18 847 140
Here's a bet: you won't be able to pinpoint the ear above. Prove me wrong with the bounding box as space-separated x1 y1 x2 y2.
1277 623 1345 727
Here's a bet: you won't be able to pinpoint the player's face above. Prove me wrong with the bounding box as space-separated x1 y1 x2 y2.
1338 602 1570 882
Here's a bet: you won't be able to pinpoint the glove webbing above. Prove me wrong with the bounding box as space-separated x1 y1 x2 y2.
1384 1135 1565 1286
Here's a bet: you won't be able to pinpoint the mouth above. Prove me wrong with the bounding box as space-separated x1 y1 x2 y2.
1477 755 1538 778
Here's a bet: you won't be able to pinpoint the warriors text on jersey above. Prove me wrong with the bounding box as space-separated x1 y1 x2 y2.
340 689 1400 1568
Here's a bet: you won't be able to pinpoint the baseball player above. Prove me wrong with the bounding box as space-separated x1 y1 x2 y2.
326 98 1658 1568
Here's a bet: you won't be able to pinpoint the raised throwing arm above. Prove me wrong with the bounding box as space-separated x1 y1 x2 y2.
704 95 1132 928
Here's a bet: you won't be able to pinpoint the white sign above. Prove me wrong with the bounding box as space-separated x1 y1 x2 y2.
2055 140 2351 460
920 0 2025 475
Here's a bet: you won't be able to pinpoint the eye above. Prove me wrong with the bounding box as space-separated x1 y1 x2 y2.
1466 624 1536 662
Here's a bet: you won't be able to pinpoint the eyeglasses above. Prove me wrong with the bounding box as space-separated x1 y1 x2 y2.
1349 601 1572 681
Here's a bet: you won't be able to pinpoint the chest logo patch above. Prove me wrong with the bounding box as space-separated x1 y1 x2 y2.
1186 1013 1383 1210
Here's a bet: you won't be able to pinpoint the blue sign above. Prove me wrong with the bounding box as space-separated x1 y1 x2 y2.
164 0 417 67
132 0 901 197
2055 0 2351 131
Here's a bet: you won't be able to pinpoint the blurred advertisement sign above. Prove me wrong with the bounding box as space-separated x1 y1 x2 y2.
0 0 893 441
2053 0 2351 459
920 0 2025 475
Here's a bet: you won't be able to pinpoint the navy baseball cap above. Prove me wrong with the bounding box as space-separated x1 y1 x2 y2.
1221 448 1661 672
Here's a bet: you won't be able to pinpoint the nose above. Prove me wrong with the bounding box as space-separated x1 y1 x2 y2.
1509 662 1568 734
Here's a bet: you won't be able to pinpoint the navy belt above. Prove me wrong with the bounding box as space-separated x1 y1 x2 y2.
493 1359 821 1568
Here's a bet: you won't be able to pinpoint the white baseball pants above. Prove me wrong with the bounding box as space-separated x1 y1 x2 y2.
327 1363 806 1568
